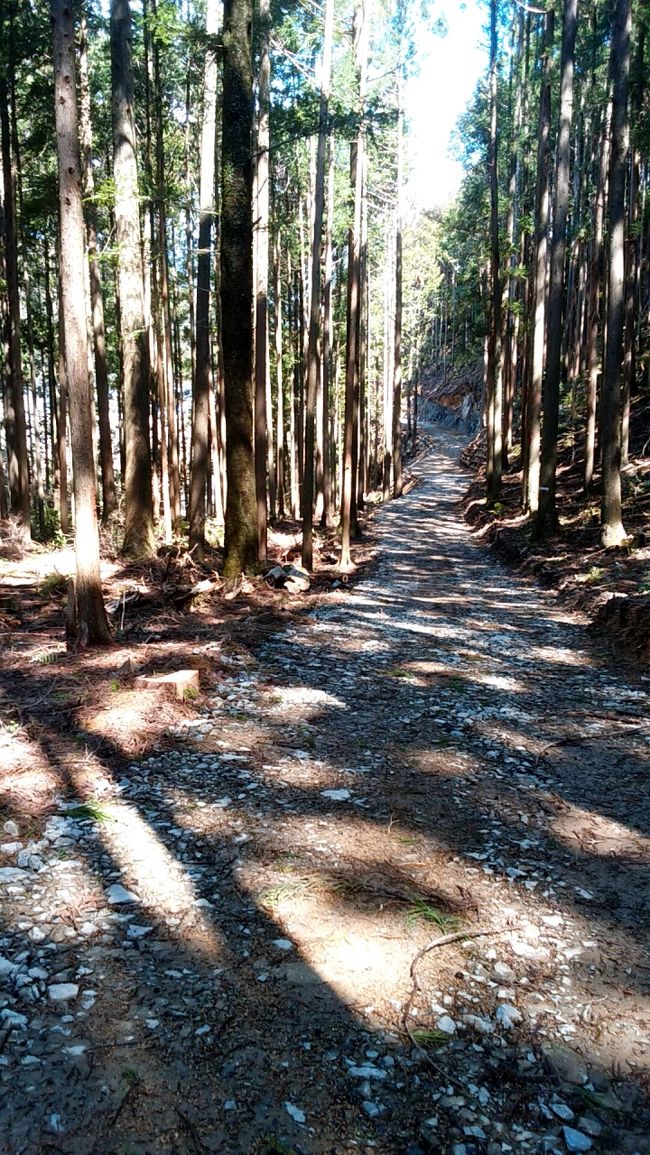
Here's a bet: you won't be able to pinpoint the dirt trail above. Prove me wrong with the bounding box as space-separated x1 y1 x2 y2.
1 430 649 1155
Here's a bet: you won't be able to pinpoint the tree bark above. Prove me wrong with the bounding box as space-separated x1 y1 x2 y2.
52 0 110 643
535 0 578 538
111 0 155 557
189 0 220 560
600 0 630 547
0 78 30 528
584 96 610 494
486 0 503 504
523 8 554 512
78 6 116 522
254 0 271 561
221 0 257 577
302 0 334 570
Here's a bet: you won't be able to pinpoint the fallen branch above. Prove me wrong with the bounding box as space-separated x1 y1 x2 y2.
401 926 516 1069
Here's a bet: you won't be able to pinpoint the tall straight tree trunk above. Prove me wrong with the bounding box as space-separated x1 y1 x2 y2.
78 7 116 522
340 134 362 571
523 8 554 512
0 79 30 528
486 0 503 503
382 214 393 500
52 0 110 643
601 0 630 547
221 0 257 577
254 0 271 561
302 0 334 570
392 65 403 500
584 97 610 493
321 137 335 527
273 230 285 519
111 0 155 556
340 1 368 569
621 26 644 468
189 0 219 560
149 0 181 531
536 0 578 538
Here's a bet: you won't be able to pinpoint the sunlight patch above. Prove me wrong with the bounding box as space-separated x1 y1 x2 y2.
270 686 347 711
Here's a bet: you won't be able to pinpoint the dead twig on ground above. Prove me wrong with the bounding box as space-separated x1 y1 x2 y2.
401 926 517 1071
176 1107 209 1153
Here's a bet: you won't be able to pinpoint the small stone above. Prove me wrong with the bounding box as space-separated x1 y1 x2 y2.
271 938 293 951
126 924 153 940
348 1064 388 1080
562 1126 592 1152
541 1043 589 1086
0 841 22 855
362 1101 382 1118
462 1013 494 1034
224 1100 236 1111
494 961 513 979
0 955 16 978
48 983 79 1002
495 1003 522 1029
320 788 351 802
551 1102 575 1122
436 1015 457 1035
0 1009 28 1028
3 820 19 838
106 884 138 904
284 1102 306 1124
576 1117 601 1138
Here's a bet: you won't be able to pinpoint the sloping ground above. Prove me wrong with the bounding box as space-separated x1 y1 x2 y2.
1 429 649 1155
462 399 650 669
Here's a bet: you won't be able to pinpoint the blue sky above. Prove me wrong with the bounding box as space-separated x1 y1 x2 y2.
404 0 486 213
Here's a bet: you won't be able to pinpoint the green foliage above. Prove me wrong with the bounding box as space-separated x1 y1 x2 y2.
33 505 65 547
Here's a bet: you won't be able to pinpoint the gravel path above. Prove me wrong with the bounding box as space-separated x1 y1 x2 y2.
1 430 649 1155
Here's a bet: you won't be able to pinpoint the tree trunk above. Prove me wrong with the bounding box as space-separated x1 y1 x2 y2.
486 0 503 504
392 66 403 500
189 0 220 560
0 78 30 528
273 229 285 518
340 2 368 568
149 0 181 531
523 8 554 512
535 0 578 538
321 137 335 527
600 0 630 547
584 96 610 494
52 0 110 643
111 0 155 557
254 0 271 562
78 7 116 522
221 0 257 577
302 0 334 570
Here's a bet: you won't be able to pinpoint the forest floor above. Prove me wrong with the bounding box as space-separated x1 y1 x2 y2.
1 428 649 1155
459 401 650 669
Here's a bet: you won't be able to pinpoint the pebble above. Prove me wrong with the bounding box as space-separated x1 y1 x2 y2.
437 1015 457 1035
106 884 138 905
284 1102 306 1124
320 788 351 802
48 984 79 1002
495 1004 522 1029
562 1126 592 1152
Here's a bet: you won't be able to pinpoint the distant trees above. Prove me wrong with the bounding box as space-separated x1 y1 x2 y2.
437 0 649 548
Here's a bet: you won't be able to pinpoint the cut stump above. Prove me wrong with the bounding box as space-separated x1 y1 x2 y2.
134 669 201 701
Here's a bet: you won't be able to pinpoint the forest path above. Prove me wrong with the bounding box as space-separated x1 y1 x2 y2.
2 430 650 1154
